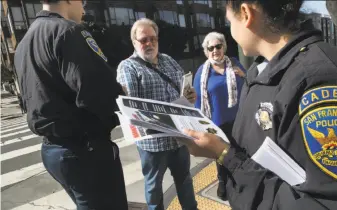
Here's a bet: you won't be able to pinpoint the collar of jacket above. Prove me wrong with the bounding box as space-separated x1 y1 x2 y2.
36 10 65 19
246 21 323 86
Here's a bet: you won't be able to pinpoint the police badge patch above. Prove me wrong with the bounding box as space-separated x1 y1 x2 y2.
255 102 273 130
85 37 108 62
299 86 337 179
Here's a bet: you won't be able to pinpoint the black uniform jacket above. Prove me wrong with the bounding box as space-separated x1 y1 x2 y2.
222 23 337 209
14 11 124 139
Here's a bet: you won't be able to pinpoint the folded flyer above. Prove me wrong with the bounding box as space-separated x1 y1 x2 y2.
116 112 174 141
116 96 229 143
181 71 193 97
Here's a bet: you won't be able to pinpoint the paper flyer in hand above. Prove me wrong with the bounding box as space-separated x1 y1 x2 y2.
116 96 229 143
116 112 173 141
252 136 306 186
181 71 193 97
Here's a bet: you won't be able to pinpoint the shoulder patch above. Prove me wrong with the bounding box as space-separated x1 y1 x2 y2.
85 37 108 62
299 86 337 115
300 86 337 179
81 30 92 38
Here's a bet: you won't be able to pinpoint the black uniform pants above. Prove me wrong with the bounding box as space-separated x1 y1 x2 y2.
217 121 235 184
41 136 128 210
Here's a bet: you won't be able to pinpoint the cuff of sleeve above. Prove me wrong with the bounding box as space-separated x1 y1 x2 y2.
222 146 248 173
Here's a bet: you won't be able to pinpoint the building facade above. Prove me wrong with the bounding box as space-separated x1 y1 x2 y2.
1 0 235 74
1 0 336 92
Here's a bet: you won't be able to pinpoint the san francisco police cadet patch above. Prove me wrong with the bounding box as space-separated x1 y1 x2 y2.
81 30 108 62
299 86 337 179
85 37 108 62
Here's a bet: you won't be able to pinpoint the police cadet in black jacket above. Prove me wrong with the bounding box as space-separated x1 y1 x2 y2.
183 0 337 209
14 1 127 209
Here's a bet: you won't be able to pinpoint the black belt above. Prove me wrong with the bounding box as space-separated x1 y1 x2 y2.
43 132 110 146
43 133 119 159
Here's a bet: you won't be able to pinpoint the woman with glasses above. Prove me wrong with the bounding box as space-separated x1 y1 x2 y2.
193 32 246 200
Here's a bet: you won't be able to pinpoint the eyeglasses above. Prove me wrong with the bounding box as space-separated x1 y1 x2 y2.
135 36 158 45
207 44 222 52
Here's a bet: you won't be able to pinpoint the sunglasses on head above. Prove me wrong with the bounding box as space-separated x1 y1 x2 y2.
136 36 158 45
207 44 222 52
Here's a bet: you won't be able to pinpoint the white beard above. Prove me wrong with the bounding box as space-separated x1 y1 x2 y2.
136 50 156 63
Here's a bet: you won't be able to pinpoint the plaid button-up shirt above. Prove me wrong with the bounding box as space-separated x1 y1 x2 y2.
116 52 184 152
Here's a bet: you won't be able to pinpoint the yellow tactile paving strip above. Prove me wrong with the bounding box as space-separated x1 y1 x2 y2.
167 162 231 210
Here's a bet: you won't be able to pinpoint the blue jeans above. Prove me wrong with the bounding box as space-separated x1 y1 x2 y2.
41 137 128 210
137 146 197 210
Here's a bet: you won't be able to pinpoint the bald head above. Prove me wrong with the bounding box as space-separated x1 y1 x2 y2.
327 1 337 25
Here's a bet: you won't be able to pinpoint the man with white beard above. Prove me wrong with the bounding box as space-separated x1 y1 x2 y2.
117 18 198 210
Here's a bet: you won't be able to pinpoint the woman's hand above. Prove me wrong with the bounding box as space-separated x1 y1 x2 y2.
184 87 197 104
233 67 246 77
182 129 229 159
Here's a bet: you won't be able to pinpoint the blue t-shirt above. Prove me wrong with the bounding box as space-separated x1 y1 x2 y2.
193 57 245 126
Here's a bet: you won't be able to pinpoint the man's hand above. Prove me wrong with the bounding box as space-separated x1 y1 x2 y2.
183 86 197 104
182 129 229 159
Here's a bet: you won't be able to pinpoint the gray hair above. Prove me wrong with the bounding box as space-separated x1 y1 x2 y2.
202 32 227 57
130 18 159 42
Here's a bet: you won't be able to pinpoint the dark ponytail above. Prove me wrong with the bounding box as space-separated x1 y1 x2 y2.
226 0 304 33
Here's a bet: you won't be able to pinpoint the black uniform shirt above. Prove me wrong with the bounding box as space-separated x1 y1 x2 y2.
14 11 124 139
222 23 337 209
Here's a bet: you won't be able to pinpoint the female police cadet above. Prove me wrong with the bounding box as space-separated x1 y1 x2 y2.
183 0 337 209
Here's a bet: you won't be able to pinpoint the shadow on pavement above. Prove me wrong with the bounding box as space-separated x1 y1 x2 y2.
2 115 22 121
1 93 15 99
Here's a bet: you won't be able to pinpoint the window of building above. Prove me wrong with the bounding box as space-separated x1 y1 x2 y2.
184 42 190 52
86 9 95 17
25 3 42 25
196 13 211 27
190 15 194 28
216 0 226 9
199 34 206 45
194 35 200 49
109 7 135 26
104 9 110 27
159 10 178 25
135 12 146 20
108 8 116 25
208 0 212 8
178 14 186 27
11 7 26 30
193 0 208 5
210 16 215 28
